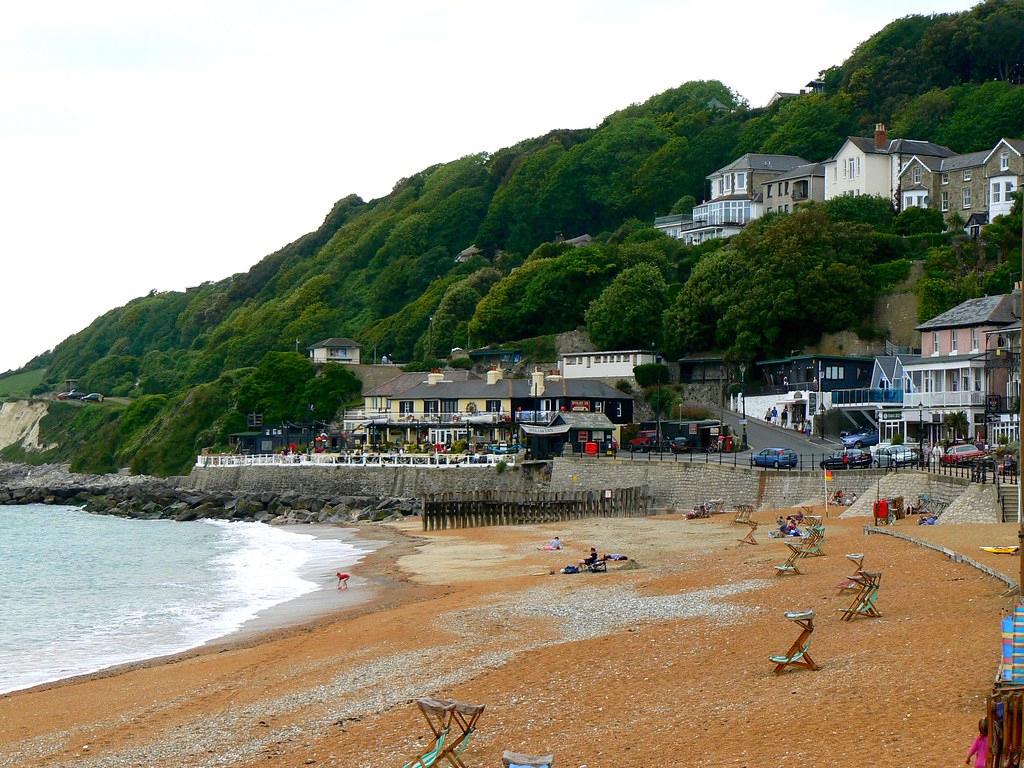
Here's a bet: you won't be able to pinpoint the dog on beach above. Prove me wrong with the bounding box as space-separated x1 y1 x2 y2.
336 572 351 590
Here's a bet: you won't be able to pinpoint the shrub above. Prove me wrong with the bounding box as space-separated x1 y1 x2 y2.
615 379 634 394
891 433 904 445
633 363 670 387
495 460 507 474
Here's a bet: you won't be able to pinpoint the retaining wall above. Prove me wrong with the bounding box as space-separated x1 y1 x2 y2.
838 472 974 518
182 464 534 497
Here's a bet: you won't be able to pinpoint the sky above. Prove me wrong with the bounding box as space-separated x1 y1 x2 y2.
0 0 979 374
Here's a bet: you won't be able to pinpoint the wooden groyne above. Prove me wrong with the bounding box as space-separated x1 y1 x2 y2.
421 486 650 530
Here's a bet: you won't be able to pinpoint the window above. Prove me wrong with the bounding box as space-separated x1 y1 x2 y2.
1007 181 1016 197
766 206 773 213
912 166 922 184
933 332 939 354
941 191 949 212
994 183 1002 204
399 400 414 415
737 172 746 190
1001 151 1010 171
963 169 972 181
441 399 458 413
951 331 958 353
941 172 949 185
784 181 790 195
824 365 845 380
971 327 978 351
486 399 501 413
847 158 855 178
783 204 789 213
963 187 972 208
833 165 838 181
766 184 773 198
424 400 440 414
904 195 913 209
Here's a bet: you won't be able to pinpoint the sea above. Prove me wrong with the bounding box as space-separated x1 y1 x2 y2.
0 503 367 694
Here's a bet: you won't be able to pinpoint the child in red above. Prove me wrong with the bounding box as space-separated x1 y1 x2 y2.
966 717 988 767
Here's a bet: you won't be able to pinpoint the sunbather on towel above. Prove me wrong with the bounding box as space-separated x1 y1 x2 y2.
541 536 562 550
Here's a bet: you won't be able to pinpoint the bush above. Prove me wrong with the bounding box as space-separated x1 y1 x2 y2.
451 439 468 453
891 433 904 445
447 357 474 370
872 259 912 290
495 460 507 474
633 363 670 387
615 379 634 394
893 207 944 236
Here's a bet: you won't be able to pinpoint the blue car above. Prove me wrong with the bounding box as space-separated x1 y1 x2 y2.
750 448 799 469
840 429 879 449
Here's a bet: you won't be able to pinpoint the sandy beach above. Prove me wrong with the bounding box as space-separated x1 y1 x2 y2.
0 508 1014 767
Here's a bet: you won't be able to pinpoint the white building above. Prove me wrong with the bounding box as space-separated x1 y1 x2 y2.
559 350 663 380
307 337 361 364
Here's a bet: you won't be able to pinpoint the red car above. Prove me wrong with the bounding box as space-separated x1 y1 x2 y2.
940 444 988 465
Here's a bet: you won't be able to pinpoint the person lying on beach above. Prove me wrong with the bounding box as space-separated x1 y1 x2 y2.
784 518 801 537
540 536 562 551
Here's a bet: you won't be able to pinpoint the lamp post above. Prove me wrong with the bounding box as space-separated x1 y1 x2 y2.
740 362 748 450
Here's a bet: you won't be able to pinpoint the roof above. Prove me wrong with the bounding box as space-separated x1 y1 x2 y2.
553 412 616 430
308 337 360 349
875 356 898 381
393 376 632 401
984 138 1024 164
902 353 987 367
521 423 570 436
560 349 658 359
709 153 808 178
364 369 478 397
900 156 943 175
939 150 989 172
838 136 955 159
916 292 1019 331
756 354 874 365
965 212 990 227
765 162 825 183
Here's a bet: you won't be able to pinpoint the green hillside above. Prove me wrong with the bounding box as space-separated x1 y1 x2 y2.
18 0 1024 475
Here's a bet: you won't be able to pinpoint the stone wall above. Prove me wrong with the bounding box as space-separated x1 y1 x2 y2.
839 472 969 518
182 463 535 497
938 483 1000 524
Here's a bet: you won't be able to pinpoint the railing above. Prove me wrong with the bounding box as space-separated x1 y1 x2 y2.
195 453 516 469
341 409 514 425
831 387 904 406
905 391 985 408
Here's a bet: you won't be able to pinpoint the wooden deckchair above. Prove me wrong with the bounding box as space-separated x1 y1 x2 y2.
502 750 554 767
734 504 754 525
403 700 453 768
413 697 485 768
837 571 881 621
737 519 758 545
799 523 825 558
769 610 820 674
774 542 804 576
836 553 865 595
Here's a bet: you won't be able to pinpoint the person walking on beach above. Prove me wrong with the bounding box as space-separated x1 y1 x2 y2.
965 717 988 767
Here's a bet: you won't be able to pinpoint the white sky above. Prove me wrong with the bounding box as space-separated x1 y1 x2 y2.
0 0 977 374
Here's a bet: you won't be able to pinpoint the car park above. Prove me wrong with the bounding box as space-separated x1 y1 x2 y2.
750 447 799 469
940 444 988 465
875 445 919 468
840 429 880 449
820 449 873 469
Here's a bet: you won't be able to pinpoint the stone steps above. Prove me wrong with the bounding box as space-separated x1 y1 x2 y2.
999 483 1020 523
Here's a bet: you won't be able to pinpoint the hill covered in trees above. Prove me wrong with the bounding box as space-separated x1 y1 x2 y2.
9 0 1024 475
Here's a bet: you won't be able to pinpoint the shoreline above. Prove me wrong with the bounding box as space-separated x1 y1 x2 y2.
0 519 415 700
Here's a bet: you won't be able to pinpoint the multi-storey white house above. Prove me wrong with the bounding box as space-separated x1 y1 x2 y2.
654 153 808 244
985 138 1024 220
559 350 663 380
824 124 955 203
307 337 361 364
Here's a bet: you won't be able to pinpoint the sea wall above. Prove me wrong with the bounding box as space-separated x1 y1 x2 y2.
182 463 537 497
840 472 970 518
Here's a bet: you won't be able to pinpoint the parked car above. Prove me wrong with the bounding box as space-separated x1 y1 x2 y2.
875 445 920 468
840 429 880 449
56 390 85 400
869 441 892 459
750 448 799 469
81 393 104 402
940 444 988 465
628 431 661 452
820 449 873 469
487 442 522 455
668 436 691 454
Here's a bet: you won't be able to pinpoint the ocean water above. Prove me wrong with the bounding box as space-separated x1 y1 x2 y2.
0 504 365 694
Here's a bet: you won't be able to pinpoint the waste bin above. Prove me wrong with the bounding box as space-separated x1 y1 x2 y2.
872 498 889 525
723 435 733 452
584 441 598 456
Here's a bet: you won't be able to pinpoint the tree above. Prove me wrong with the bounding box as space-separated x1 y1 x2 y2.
633 363 671 387
585 264 668 350
944 410 969 442
670 195 697 216
893 207 945 235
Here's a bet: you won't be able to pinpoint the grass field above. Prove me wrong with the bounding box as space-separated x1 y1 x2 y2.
0 368 45 399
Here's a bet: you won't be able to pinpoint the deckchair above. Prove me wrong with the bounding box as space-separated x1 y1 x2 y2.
737 519 758 545
799 524 825 558
413 697 485 768
734 504 753 525
769 609 820 674
774 542 804 576
502 750 554 767
837 571 881 621
403 700 453 768
836 553 865 595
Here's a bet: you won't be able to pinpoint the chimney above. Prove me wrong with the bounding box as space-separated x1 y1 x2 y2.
874 123 888 150
427 371 443 386
530 369 545 397
545 369 562 382
486 367 503 385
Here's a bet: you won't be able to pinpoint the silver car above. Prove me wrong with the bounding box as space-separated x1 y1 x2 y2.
876 445 920 468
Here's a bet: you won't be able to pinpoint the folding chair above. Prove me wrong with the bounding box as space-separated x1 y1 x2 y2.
774 542 804 576
837 571 881 621
410 697 485 768
799 523 825 558
836 553 865 595
502 750 554 768
734 504 753 525
769 610 820 674
737 519 758 545
403 699 453 768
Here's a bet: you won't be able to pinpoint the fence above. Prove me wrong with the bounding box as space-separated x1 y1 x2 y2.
615 448 1017 485
420 486 650 530
195 453 516 469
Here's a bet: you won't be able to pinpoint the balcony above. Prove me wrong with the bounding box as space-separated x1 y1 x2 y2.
831 388 905 407
342 409 514 426
904 391 985 408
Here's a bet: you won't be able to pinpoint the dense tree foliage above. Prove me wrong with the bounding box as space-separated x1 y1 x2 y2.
585 264 669 350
